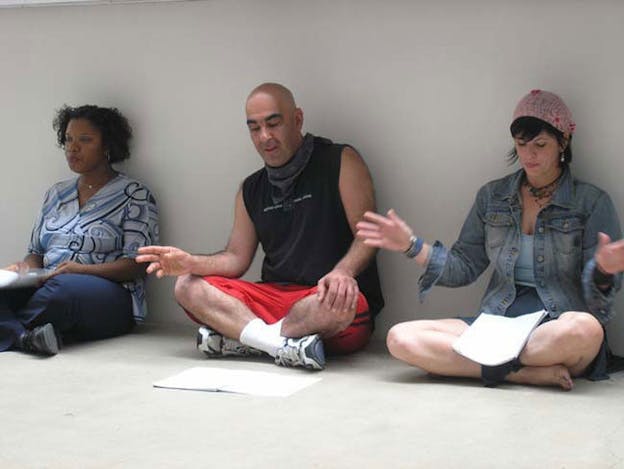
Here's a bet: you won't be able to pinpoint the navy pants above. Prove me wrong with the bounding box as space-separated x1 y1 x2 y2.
0 273 134 352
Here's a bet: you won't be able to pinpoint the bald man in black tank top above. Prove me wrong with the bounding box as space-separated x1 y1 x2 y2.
138 83 383 370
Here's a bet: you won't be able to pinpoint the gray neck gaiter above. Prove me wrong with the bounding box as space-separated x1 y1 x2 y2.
265 133 314 204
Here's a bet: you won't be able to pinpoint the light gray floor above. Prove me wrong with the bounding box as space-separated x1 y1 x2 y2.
2 325 623 469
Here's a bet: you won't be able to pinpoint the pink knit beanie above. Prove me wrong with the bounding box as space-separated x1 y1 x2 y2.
512 89 576 136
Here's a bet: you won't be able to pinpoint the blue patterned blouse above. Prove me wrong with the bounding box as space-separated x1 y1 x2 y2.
28 174 159 321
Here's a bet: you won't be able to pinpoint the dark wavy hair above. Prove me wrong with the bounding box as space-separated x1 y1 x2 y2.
53 105 133 164
507 116 573 165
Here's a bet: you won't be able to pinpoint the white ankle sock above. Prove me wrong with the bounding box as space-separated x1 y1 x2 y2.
239 318 285 357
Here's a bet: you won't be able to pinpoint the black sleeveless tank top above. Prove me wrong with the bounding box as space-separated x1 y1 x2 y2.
242 136 384 317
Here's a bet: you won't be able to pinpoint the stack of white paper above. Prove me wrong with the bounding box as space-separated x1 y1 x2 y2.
0 270 18 287
0 268 50 289
153 367 322 397
452 310 547 366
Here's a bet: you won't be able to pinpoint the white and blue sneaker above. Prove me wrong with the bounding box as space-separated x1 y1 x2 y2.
196 326 264 358
274 334 326 371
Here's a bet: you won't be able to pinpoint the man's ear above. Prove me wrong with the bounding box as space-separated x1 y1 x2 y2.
294 107 304 131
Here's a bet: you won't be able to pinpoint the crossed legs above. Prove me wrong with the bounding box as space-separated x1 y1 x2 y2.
174 275 256 340
386 312 604 390
174 274 371 356
0 274 134 353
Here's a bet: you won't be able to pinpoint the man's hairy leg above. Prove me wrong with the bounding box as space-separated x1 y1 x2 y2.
174 274 256 339
176 275 311 360
282 293 353 338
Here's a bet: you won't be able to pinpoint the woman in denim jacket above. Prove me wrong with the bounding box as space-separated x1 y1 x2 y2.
357 90 624 390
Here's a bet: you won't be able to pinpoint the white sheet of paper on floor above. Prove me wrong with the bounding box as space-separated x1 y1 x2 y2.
452 309 547 366
153 367 322 397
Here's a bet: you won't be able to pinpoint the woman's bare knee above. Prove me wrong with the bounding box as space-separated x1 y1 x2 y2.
387 322 420 360
386 319 465 357
386 324 402 358
538 312 605 374
558 312 604 349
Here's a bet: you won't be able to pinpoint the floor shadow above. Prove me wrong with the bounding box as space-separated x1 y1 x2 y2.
383 369 488 389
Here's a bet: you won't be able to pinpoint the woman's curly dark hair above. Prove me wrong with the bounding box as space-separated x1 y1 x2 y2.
53 105 133 164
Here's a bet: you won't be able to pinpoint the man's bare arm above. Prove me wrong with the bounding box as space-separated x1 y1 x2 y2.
137 188 258 278
317 146 378 313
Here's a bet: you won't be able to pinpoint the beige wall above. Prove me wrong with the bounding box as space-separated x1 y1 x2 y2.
2 0 624 351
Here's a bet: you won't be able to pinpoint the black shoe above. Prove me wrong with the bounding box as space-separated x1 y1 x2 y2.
18 323 60 356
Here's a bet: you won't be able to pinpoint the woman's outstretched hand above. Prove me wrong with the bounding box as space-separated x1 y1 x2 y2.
356 209 414 252
595 232 624 275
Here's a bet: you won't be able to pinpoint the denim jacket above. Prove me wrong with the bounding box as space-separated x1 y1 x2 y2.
419 167 622 324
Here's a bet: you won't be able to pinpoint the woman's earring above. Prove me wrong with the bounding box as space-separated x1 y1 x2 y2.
106 151 111 163
560 152 565 163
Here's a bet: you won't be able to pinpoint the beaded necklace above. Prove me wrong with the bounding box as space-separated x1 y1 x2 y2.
523 171 563 207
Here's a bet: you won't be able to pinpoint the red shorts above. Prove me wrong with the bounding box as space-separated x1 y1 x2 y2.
186 276 373 355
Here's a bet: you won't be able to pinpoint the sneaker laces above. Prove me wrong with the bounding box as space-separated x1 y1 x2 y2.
275 338 305 367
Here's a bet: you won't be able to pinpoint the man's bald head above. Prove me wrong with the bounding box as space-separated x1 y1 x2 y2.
245 83 304 167
246 82 297 111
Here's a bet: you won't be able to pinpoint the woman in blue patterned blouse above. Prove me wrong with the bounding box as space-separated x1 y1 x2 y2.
0 105 159 355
